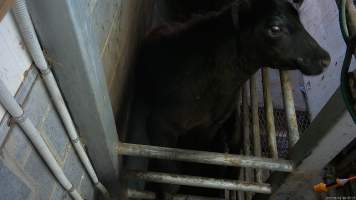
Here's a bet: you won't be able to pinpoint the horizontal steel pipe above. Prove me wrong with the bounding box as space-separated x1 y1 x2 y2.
127 189 224 200
172 194 224 200
118 143 294 172
126 171 272 194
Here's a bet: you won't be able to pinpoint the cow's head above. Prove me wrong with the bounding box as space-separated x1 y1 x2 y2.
236 0 330 75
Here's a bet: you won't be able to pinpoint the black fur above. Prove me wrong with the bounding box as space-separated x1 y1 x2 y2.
135 0 330 198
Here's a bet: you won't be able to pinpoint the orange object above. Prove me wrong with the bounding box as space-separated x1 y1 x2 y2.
313 176 356 193
313 183 328 193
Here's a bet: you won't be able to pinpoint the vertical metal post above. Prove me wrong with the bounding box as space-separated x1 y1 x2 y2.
238 166 245 200
225 189 230 200
242 83 253 200
250 73 263 183
262 68 279 159
280 71 300 148
237 90 245 200
230 189 237 200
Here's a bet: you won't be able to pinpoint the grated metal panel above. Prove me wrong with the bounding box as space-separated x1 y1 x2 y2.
257 108 310 158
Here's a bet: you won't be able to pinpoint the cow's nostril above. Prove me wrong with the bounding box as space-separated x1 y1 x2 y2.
320 57 331 67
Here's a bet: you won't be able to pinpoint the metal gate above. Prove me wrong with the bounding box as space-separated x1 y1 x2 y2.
118 68 301 200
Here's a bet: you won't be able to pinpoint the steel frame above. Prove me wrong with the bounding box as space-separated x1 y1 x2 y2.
119 69 302 199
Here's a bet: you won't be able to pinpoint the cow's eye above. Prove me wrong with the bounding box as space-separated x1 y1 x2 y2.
270 25 281 33
268 25 283 38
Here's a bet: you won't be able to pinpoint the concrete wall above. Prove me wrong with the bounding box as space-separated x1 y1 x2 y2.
300 0 356 119
0 0 155 199
0 13 31 120
97 0 154 139
23 0 154 191
0 13 94 200
92 0 154 122
1 74 95 200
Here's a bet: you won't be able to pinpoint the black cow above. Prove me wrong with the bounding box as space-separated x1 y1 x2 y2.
136 0 330 198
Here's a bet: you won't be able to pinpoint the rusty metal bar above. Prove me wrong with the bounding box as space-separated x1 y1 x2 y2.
118 143 294 172
280 71 300 148
250 74 263 183
126 171 272 194
262 68 279 159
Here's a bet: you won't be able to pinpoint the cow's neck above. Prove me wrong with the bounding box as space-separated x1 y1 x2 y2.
186 6 261 85
181 6 237 47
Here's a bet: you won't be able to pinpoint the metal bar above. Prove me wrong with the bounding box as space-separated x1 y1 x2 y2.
236 90 244 200
242 83 253 200
127 189 225 200
280 71 300 148
173 194 224 200
242 83 252 161
250 74 263 183
230 189 237 200
262 68 279 159
225 189 230 200
238 167 245 200
118 143 294 172
127 189 156 199
126 171 272 194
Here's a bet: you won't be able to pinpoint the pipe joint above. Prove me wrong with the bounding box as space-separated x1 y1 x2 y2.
72 137 80 144
13 112 26 123
40 68 51 76
68 185 75 193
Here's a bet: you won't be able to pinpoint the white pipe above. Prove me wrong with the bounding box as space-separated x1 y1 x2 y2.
262 68 279 159
279 71 300 148
127 189 226 200
127 171 272 194
118 143 294 172
12 0 110 198
0 79 83 200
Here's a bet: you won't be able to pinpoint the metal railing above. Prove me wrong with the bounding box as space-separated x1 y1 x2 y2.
118 143 293 172
118 68 301 199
